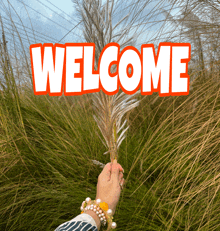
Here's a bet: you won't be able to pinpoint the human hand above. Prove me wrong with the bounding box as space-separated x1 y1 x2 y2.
96 159 124 215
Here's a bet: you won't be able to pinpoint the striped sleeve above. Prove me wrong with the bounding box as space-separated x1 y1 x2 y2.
55 213 98 231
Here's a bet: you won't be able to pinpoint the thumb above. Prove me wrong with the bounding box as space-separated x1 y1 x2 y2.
111 159 120 183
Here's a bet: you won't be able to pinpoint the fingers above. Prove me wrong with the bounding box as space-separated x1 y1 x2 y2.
99 160 124 184
120 178 125 190
99 163 111 181
119 171 123 182
116 161 124 173
112 159 124 172
111 159 122 184
119 171 124 190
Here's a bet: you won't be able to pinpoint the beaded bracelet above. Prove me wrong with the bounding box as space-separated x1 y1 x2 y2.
80 197 117 230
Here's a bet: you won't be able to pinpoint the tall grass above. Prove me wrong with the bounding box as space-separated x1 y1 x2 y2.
0 0 220 230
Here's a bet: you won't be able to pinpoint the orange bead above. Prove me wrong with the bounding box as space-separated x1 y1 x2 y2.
99 202 108 211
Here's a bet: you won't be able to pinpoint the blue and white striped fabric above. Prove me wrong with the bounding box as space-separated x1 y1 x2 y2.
55 213 98 231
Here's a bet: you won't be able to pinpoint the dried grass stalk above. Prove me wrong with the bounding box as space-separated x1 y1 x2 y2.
74 0 140 163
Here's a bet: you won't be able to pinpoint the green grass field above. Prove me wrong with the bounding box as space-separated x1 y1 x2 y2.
1 76 220 230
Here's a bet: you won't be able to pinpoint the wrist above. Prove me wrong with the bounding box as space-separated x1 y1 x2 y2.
84 210 101 230
80 197 117 230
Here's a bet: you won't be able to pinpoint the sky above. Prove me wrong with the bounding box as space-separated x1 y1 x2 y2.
1 0 81 45
0 0 179 51
0 0 185 85
41 0 74 16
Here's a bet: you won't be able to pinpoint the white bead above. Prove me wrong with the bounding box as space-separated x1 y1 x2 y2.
96 199 101 204
99 210 102 214
85 197 91 203
80 206 84 211
96 211 99 215
99 214 102 218
100 217 103 221
85 208 88 211
87 206 90 210
111 222 117 229
107 209 112 215
93 208 96 212
94 205 97 209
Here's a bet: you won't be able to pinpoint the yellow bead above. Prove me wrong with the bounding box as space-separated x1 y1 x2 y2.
99 202 108 211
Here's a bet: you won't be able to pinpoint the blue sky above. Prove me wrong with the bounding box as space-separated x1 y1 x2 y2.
0 0 177 49
1 0 81 45
41 0 74 16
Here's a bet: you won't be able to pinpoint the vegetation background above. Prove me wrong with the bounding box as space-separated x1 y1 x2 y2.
0 0 220 230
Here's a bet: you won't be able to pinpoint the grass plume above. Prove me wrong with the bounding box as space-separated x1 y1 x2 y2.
74 0 140 162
